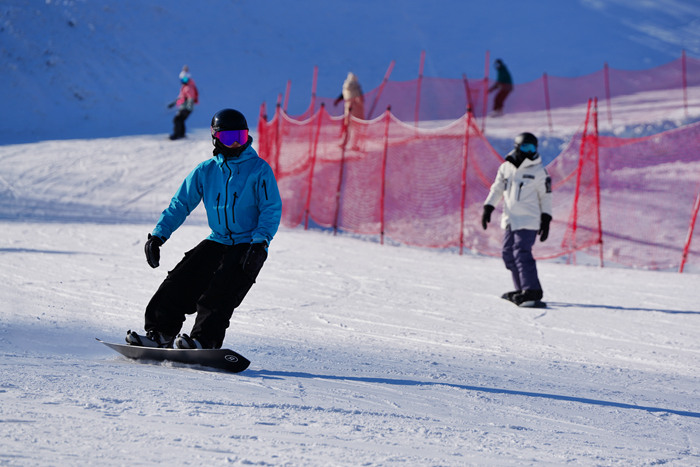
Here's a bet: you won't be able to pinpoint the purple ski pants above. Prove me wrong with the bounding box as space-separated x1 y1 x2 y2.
502 226 542 292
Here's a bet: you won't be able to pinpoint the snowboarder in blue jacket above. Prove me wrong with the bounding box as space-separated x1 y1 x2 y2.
127 108 282 349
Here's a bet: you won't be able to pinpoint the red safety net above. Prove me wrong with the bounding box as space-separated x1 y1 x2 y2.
258 99 700 272
286 54 700 132
592 121 700 271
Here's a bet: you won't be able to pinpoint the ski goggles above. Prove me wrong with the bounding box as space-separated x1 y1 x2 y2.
519 143 537 154
212 128 249 147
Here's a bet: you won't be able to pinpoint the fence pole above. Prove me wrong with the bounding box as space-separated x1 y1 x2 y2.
462 73 473 113
459 110 472 255
415 50 425 126
604 62 613 127
593 98 604 267
570 99 593 262
543 72 553 132
481 50 490 133
679 185 700 273
333 108 350 235
274 103 282 181
257 102 269 172
310 66 318 114
682 50 689 118
283 80 291 114
368 60 395 119
304 104 324 230
380 107 391 245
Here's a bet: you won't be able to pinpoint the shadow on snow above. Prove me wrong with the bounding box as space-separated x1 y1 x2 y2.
245 369 700 419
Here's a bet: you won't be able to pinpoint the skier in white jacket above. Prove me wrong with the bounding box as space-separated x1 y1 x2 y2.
482 132 552 307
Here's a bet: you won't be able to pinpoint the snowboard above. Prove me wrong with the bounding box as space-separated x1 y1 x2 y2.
97 338 250 373
517 300 547 309
501 294 547 308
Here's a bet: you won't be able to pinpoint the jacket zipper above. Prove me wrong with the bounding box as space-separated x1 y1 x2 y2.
517 182 523 201
231 192 237 223
216 193 221 224
223 161 233 233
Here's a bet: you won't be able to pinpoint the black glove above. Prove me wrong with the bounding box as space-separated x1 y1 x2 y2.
167 101 176 109
240 242 268 282
333 96 343 106
539 213 552 242
481 205 495 230
144 234 165 268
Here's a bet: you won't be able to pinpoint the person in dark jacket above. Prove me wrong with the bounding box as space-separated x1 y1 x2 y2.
126 108 282 349
488 59 513 117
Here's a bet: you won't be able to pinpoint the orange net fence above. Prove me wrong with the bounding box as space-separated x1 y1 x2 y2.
283 53 700 133
258 98 700 272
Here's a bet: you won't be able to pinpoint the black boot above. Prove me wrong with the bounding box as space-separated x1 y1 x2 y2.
501 290 521 303
513 289 544 307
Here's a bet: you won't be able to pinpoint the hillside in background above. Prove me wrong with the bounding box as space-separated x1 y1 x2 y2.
2 0 700 144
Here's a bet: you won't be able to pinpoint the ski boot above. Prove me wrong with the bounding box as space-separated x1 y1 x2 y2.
125 330 174 348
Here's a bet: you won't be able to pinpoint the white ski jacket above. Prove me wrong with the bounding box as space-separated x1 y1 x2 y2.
484 154 552 231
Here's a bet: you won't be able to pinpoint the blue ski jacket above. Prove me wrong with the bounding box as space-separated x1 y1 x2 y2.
152 145 282 246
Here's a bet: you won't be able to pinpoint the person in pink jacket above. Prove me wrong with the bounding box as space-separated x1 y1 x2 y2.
168 65 199 140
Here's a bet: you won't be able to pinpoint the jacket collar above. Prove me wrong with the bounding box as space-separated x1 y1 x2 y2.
506 151 541 169
214 145 257 165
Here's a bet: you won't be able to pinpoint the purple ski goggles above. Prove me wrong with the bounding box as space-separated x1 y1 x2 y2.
212 128 249 147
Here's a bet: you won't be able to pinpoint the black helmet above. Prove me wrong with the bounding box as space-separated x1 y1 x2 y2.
211 108 248 132
514 132 538 160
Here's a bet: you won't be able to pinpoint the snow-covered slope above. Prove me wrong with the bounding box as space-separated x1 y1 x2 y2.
1 1 699 464
0 133 698 465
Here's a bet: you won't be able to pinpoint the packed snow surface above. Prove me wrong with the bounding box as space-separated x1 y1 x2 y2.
2 0 700 464
0 133 698 465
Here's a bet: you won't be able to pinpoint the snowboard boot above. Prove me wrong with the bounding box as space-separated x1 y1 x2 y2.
125 330 174 348
174 333 205 349
513 289 544 307
501 290 521 303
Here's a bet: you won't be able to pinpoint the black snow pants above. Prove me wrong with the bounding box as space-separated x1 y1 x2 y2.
172 108 191 139
144 239 257 349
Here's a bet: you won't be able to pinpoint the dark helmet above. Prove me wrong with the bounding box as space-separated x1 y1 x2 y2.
211 108 248 132
514 132 538 160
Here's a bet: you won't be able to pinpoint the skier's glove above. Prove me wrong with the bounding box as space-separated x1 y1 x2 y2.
144 234 165 268
481 205 495 230
539 213 552 242
167 101 176 109
240 241 268 282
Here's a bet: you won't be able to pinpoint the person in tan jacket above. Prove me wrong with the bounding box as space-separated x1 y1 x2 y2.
334 72 365 120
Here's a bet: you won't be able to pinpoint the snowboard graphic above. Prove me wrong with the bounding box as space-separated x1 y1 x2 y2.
97 338 250 373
